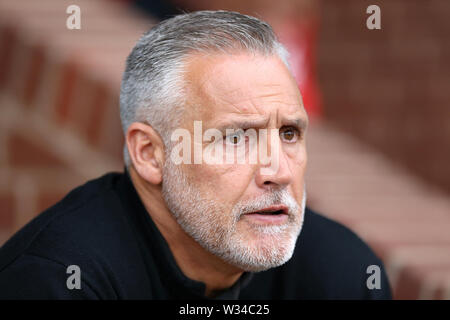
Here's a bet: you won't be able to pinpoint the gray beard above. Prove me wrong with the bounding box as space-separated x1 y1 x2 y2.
161 158 306 272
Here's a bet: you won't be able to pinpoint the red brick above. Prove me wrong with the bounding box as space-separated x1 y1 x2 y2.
7 132 67 168
0 194 14 229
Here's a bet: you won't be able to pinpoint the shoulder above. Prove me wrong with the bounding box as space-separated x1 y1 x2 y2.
299 207 377 260
0 172 147 299
0 252 100 299
287 207 392 298
244 207 392 299
0 172 122 267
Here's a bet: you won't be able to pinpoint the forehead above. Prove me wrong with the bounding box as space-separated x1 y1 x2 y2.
182 52 305 124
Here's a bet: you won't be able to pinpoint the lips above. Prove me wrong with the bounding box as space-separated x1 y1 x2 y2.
245 205 288 216
243 205 289 225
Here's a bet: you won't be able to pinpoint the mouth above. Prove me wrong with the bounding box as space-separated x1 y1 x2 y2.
243 205 289 225
247 205 288 215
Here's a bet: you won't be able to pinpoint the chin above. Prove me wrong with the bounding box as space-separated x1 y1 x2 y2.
236 251 295 273
224 233 298 273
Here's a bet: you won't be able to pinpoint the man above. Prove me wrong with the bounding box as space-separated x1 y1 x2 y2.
0 11 391 299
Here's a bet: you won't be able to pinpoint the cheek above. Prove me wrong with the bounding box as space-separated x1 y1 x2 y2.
192 164 254 201
294 148 307 174
285 143 307 169
287 146 307 200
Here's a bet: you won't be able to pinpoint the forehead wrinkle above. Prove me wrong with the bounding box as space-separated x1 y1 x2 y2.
217 90 302 109
206 75 299 115
209 118 270 132
213 93 257 115
195 69 258 116
235 84 302 109
210 94 304 123
186 52 304 123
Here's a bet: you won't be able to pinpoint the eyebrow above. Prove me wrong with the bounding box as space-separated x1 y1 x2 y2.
282 117 309 131
214 118 269 131
211 116 308 132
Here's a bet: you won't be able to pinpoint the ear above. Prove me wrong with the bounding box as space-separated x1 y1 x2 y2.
126 122 165 185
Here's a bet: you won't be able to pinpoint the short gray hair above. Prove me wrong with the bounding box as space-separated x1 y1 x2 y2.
120 10 291 166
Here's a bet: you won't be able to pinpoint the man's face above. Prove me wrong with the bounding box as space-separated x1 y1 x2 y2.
161 52 308 272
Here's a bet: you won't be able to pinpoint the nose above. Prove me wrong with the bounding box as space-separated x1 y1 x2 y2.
255 134 293 189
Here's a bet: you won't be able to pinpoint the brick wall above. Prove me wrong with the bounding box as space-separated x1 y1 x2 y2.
318 0 450 193
0 0 152 237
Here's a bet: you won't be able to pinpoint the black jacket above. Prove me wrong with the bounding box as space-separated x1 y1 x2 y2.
0 170 392 299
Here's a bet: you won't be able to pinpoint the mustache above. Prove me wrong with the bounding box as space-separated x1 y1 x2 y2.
232 189 300 218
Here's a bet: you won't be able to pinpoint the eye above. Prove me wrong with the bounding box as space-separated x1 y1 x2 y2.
280 126 300 142
225 129 245 145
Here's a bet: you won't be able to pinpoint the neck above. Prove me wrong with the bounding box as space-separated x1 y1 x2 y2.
128 167 244 297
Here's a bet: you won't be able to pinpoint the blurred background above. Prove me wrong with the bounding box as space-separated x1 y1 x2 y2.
0 0 449 299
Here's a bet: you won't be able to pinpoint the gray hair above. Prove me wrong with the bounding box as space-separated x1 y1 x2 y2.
120 10 291 166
